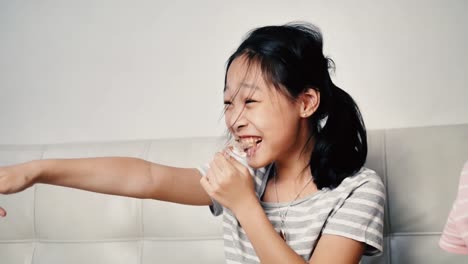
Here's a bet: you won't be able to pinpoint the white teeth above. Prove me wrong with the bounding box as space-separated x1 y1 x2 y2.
238 137 262 151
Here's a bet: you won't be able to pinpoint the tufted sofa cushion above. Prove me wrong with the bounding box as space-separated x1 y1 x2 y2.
1 124 468 263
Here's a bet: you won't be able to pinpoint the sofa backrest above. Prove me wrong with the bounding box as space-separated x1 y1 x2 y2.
1 124 468 263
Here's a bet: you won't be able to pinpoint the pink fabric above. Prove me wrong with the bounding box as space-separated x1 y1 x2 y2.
440 161 468 254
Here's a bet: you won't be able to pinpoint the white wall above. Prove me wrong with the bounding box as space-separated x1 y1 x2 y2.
1 0 467 145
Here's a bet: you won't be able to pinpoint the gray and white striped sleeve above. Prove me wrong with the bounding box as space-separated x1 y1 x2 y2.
322 172 386 255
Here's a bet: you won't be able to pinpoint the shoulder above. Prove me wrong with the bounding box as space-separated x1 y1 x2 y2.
323 167 386 215
339 167 385 194
328 167 386 214
322 168 385 255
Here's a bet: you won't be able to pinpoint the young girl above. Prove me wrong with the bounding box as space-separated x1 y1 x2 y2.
0 22 385 263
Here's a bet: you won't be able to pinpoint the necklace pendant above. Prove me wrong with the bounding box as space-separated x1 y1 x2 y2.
279 229 286 241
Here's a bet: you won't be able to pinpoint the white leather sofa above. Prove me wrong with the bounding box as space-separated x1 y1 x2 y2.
1 124 468 264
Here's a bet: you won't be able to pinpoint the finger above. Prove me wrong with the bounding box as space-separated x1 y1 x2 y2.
199 175 216 197
225 153 249 174
206 169 222 192
210 153 228 180
0 207 6 217
209 169 222 190
214 153 240 183
222 146 234 158
214 152 233 170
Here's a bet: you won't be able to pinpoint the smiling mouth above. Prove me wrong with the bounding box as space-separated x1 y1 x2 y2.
236 137 263 157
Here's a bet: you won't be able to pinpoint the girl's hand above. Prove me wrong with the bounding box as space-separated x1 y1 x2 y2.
0 161 40 217
200 152 257 214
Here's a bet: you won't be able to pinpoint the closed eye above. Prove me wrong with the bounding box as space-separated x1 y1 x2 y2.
223 99 257 108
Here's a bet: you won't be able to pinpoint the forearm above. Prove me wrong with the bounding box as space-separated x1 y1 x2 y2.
235 199 307 264
34 157 153 198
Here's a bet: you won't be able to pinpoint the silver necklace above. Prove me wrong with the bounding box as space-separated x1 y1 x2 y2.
273 167 313 242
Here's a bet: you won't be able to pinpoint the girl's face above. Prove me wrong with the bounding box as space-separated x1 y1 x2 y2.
224 55 307 169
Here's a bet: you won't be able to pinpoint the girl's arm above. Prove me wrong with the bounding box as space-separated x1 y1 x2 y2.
0 157 212 216
235 198 364 264
202 152 371 264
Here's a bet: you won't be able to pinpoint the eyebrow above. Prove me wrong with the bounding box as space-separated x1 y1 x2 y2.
224 82 262 93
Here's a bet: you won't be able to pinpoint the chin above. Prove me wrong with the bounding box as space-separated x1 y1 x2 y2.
246 156 272 169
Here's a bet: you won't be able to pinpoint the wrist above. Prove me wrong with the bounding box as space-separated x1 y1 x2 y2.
232 193 261 220
27 159 49 184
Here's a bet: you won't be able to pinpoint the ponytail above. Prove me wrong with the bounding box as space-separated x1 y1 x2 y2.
310 83 367 189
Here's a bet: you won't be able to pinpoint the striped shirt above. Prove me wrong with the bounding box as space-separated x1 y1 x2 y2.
440 161 468 254
198 162 385 263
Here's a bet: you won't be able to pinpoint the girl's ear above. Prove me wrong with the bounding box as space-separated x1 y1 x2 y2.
298 88 320 118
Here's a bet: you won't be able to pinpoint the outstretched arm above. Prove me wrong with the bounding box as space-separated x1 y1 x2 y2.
0 157 212 216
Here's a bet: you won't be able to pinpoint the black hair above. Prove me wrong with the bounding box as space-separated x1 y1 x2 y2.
224 22 367 189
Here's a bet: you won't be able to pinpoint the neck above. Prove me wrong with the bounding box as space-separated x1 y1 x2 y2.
274 131 314 184
274 160 311 183
275 154 312 185
272 146 317 202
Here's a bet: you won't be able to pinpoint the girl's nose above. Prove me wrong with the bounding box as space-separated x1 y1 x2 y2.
234 121 247 132
227 109 248 132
